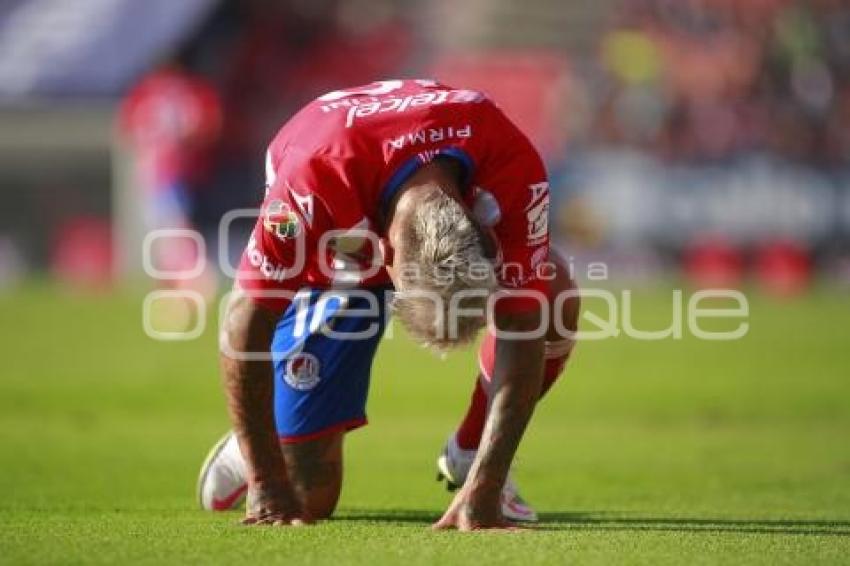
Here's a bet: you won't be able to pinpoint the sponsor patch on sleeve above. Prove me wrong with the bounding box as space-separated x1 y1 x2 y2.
263 200 301 240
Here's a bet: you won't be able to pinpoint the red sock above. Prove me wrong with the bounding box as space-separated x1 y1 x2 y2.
540 356 568 398
454 358 563 451
458 329 572 450
455 378 488 450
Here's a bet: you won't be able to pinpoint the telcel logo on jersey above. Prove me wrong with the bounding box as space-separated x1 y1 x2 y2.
343 90 483 127
263 200 301 240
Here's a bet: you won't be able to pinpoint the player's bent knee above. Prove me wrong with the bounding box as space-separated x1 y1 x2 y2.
537 252 579 396
302 491 340 520
477 251 579 397
546 251 580 342
280 432 344 520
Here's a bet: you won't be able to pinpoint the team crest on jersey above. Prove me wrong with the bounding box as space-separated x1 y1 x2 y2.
284 353 321 390
263 200 301 240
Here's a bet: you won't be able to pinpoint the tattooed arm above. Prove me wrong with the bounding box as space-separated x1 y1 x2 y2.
220 289 304 525
435 307 545 529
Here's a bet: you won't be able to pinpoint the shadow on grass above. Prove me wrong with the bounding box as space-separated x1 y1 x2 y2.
337 509 850 537
537 513 850 537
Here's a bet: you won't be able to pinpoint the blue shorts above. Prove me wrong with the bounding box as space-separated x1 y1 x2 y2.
271 286 392 443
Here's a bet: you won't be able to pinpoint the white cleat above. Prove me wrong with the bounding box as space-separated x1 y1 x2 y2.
197 431 248 511
435 436 539 523
501 474 538 523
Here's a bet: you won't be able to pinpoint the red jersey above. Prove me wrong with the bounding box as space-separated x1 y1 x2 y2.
238 79 550 313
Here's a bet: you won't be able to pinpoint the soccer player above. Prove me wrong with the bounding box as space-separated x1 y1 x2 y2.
197 79 579 529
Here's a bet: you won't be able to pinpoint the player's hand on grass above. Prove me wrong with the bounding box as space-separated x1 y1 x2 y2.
243 482 311 526
433 484 519 531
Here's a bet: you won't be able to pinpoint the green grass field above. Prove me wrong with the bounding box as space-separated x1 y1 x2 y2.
1 284 849 564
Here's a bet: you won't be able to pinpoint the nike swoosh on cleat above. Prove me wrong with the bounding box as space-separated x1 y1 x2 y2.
211 483 248 511
197 431 235 509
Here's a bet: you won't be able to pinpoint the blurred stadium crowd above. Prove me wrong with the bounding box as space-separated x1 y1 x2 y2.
554 0 850 291
1 0 849 294
586 0 850 165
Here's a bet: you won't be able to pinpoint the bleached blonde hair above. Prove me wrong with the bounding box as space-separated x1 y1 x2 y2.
392 190 497 351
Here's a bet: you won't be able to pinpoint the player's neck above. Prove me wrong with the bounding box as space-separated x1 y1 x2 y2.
385 183 438 252
386 160 462 230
